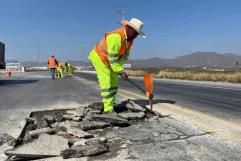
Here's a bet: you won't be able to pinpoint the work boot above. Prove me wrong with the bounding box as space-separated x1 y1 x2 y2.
104 110 117 116
113 103 127 113
104 107 116 114
104 109 113 113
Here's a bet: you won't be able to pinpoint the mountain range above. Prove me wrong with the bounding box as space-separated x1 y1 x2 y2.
9 52 241 68
126 52 241 68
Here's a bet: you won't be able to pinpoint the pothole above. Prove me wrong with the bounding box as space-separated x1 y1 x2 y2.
4 100 159 161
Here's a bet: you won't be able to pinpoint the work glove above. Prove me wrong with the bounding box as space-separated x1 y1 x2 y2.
119 71 128 81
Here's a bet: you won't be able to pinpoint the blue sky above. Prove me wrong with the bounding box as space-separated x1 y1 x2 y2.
1 0 241 62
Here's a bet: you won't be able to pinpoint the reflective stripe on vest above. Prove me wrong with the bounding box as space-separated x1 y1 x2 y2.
95 28 133 66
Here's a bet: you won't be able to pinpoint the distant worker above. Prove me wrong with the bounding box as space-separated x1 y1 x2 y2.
56 62 65 78
56 65 63 78
66 63 75 77
47 55 58 79
88 18 145 113
64 63 68 76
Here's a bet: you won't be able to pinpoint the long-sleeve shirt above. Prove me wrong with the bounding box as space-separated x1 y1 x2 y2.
106 33 132 73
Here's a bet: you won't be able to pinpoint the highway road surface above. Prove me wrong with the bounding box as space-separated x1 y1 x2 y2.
76 71 241 123
0 71 101 110
0 71 102 124
0 71 102 160
1 71 241 161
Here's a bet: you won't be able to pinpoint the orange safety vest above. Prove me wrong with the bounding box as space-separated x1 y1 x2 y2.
95 27 133 65
48 57 58 69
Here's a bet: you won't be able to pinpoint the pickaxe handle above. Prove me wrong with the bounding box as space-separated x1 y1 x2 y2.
127 79 146 95
127 78 154 111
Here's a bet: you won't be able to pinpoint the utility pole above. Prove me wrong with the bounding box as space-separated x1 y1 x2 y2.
82 49 86 70
121 8 125 20
116 7 125 21
37 44 39 66
84 52 86 70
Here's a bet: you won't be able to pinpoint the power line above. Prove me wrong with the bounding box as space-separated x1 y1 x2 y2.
3 41 35 56
0 28 39 61
0 30 36 54
0 30 35 47
3 41 35 53
151 9 241 30
144 0 204 21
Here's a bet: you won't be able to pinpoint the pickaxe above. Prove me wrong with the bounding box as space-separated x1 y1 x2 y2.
127 74 154 110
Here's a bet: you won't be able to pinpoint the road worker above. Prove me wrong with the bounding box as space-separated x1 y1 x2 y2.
47 55 58 79
56 62 65 78
63 63 68 76
88 18 145 113
66 63 74 77
56 65 63 78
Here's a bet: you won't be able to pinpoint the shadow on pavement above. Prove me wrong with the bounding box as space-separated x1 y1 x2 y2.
0 79 39 86
133 99 176 107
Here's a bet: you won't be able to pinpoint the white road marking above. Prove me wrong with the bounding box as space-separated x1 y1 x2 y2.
156 79 241 91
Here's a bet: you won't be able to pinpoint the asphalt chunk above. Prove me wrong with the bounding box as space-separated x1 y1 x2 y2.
91 113 130 127
80 120 110 131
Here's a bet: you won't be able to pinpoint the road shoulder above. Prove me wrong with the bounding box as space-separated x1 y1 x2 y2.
116 89 241 160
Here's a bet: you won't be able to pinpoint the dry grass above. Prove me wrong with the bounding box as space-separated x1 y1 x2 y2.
126 69 241 83
126 70 147 77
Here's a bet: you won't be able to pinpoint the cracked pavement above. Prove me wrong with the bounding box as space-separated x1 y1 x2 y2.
101 116 241 161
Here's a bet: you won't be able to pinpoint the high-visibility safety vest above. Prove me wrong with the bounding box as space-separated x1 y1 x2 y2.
48 57 58 69
95 27 133 66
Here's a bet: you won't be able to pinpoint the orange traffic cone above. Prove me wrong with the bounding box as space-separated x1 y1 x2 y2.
5 71 12 77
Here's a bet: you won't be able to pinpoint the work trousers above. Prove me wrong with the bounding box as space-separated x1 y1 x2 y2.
67 67 74 76
89 50 118 112
56 67 64 78
50 68 56 79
